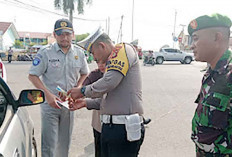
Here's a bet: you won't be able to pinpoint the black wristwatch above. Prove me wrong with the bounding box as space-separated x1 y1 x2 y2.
80 86 86 96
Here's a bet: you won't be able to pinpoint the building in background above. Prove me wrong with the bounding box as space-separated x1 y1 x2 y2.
0 22 19 51
17 32 51 49
0 21 87 52
177 30 192 52
17 31 76 49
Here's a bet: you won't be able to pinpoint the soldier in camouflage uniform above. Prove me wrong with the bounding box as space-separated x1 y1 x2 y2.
188 14 232 156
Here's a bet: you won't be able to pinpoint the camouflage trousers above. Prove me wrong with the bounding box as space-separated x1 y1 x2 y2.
196 146 232 157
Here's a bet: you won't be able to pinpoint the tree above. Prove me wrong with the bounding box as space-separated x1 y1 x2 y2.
75 33 89 43
41 41 48 45
14 40 23 49
54 0 92 23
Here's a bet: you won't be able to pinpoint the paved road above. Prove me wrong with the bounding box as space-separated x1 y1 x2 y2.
4 60 207 157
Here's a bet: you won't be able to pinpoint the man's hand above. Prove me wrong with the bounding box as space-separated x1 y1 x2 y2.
67 87 84 100
28 75 61 109
68 98 86 111
58 92 68 102
46 92 61 109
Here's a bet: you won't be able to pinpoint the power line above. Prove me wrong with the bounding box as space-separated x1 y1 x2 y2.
0 0 106 22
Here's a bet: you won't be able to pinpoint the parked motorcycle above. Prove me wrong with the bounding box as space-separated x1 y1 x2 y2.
17 54 33 61
143 56 155 66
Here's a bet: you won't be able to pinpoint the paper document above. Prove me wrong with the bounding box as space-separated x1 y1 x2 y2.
56 85 70 98
57 100 69 109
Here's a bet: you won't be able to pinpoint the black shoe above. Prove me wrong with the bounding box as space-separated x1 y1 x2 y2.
143 118 151 125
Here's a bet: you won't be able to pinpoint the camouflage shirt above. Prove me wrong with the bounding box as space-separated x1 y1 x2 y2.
192 50 232 154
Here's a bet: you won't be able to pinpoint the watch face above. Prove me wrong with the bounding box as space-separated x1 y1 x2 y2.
81 86 86 96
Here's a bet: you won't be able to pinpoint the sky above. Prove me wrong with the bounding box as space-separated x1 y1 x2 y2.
0 0 232 50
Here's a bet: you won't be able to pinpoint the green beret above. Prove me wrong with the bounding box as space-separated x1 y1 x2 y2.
188 13 232 36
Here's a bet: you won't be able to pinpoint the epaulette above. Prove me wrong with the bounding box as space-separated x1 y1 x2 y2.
74 44 81 48
74 44 85 53
122 43 136 51
119 42 134 49
39 44 51 51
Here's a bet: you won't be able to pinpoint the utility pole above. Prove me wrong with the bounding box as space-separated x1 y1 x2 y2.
106 18 108 34
107 17 110 35
117 15 124 43
132 0 134 41
173 10 177 48
0 31 3 51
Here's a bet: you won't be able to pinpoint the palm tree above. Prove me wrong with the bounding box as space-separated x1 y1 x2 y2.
54 0 92 23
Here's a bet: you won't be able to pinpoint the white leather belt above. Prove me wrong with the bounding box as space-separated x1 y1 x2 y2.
101 114 143 124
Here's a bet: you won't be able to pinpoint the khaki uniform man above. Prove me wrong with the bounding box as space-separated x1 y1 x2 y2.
28 19 89 157
68 27 145 157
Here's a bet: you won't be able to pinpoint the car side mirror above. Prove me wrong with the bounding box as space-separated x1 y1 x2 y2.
18 89 45 106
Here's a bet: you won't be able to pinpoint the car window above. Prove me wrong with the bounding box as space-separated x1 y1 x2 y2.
165 49 177 53
170 49 177 53
165 49 171 52
0 91 7 127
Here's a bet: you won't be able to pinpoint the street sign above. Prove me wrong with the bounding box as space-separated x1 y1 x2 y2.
173 36 178 42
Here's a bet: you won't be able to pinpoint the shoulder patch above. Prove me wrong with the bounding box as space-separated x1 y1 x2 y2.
74 44 81 48
74 44 84 51
106 43 129 76
33 58 41 66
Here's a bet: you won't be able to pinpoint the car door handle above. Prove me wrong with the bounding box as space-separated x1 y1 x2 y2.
13 148 20 157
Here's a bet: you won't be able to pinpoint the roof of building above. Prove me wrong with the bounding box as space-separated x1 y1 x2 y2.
18 32 52 39
18 31 75 40
0 22 19 39
0 22 12 34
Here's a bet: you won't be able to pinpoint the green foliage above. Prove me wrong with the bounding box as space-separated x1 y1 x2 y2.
54 0 92 15
13 40 23 49
41 41 48 45
75 33 89 42
29 42 36 47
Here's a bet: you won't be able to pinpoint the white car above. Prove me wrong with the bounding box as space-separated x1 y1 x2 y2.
154 48 194 64
0 77 44 157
